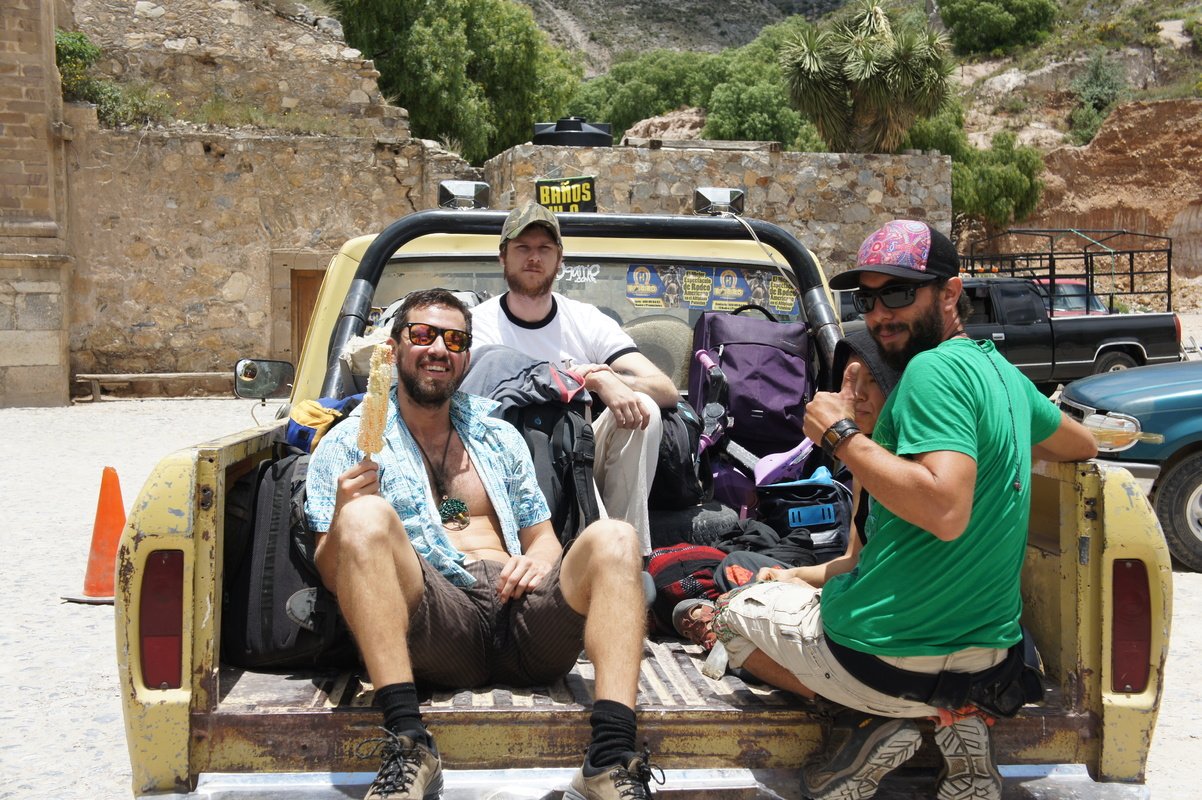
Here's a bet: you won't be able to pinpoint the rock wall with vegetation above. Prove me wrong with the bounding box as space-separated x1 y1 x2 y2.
0 0 481 406
4 0 953 406
70 0 405 133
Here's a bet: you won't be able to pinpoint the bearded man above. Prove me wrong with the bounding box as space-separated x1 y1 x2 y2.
470 203 680 555
705 220 1097 800
306 289 658 800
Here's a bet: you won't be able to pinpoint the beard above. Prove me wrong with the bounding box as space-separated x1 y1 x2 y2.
503 261 557 298
398 358 461 408
873 297 946 372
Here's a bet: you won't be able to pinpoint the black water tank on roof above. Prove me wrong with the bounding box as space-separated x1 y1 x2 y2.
532 117 613 147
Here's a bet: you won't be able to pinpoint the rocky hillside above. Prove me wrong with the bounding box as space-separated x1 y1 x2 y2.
520 0 842 75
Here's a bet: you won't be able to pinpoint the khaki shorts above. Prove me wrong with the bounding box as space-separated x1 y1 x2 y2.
407 558 586 689
716 581 1005 718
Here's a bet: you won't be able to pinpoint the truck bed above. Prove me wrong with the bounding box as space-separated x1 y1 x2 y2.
195 638 1090 780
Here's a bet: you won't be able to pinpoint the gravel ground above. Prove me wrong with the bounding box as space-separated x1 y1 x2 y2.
0 398 262 799
1 312 1199 798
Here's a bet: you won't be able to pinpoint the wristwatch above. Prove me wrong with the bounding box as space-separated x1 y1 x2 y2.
821 418 861 457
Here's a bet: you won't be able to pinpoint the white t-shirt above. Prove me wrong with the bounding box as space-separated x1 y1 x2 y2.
471 292 638 371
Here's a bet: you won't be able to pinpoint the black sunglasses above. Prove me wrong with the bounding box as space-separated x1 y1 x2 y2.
852 283 922 314
402 322 472 353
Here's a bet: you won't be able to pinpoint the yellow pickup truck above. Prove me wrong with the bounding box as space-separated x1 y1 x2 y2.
115 208 1171 798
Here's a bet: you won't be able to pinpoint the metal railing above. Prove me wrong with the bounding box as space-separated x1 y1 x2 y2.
964 228 1173 313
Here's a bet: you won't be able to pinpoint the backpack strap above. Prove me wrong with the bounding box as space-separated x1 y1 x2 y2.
560 408 601 533
730 303 779 321
563 412 600 528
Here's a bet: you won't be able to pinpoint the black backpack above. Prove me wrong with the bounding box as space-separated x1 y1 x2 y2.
503 402 601 547
222 444 358 670
649 401 711 511
459 345 602 546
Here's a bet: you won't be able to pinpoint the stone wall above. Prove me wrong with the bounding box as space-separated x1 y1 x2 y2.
486 144 953 274
1 0 71 406
65 112 473 377
62 130 949 394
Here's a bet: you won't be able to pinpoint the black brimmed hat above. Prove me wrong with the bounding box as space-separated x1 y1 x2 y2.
832 328 901 399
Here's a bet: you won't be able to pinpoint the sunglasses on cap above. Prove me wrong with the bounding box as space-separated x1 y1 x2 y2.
401 322 472 353
851 283 925 314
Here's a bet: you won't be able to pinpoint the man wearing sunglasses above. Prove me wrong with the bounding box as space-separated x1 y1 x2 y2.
703 220 1096 800
471 202 680 556
306 289 658 800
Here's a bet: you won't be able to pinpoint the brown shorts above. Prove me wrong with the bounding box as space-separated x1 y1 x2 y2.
407 558 587 689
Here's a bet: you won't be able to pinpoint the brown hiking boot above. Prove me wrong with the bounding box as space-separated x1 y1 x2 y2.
356 730 443 800
565 748 664 800
801 708 922 800
934 714 1002 800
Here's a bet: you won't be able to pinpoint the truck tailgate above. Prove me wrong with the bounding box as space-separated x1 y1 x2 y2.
195 639 1090 777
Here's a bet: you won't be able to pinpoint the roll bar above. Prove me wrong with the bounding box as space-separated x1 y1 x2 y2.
321 209 840 398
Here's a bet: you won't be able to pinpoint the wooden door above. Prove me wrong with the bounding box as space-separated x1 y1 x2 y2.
290 269 325 362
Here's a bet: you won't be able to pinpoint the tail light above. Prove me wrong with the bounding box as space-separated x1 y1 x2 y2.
140 550 184 690
1111 559 1151 693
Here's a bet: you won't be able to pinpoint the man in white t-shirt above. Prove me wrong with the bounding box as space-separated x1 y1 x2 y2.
471 202 680 554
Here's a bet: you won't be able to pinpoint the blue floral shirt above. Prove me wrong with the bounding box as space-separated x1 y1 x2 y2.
304 390 551 587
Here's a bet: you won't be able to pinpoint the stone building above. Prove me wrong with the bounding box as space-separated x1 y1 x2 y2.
2 0 72 406
2 0 951 407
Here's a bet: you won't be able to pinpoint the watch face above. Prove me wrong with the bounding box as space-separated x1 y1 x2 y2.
822 426 841 451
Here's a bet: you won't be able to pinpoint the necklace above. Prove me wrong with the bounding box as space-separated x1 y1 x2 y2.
975 340 1023 492
413 429 470 531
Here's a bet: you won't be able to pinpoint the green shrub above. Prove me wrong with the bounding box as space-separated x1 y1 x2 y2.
904 103 1042 229
996 94 1028 114
54 29 172 127
1068 104 1105 144
702 81 802 144
1072 51 1126 112
939 0 1057 54
565 16 814 143
1185 15 1202 44
54 29 101 99
792 122 827 153
1067 51 1126 144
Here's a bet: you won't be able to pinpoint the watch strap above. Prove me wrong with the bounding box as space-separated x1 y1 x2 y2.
821 418 861 457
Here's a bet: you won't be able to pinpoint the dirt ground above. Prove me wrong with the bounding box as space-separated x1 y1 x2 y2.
1 313 1200 796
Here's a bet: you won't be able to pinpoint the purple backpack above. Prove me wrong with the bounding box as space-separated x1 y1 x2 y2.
688 304 814 459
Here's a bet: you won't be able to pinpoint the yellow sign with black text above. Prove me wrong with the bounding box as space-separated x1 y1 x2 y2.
536 176 597 212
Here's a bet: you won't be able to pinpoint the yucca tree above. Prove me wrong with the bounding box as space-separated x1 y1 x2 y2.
780 0 954 153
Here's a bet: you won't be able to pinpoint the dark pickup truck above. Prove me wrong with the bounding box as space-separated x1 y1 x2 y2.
962 276 1183 390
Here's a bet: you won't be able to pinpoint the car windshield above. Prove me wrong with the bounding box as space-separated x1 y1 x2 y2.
372 255 801 326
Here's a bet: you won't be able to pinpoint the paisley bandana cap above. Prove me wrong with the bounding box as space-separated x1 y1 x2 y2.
829 219 959 290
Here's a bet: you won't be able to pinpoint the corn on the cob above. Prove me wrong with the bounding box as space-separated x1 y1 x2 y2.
357 343 393 456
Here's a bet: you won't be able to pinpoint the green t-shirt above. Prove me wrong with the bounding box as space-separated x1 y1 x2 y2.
821 338 1062 657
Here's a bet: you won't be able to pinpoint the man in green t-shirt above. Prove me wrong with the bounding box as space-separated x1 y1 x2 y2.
711 220 1097 800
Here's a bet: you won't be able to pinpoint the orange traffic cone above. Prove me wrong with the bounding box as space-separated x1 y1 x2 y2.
63 466 126 605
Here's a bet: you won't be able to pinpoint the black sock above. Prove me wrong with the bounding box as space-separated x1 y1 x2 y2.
375 682 432 748
584 699 638 773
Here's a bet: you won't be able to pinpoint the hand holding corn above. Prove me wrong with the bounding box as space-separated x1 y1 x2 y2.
357 343 393 457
